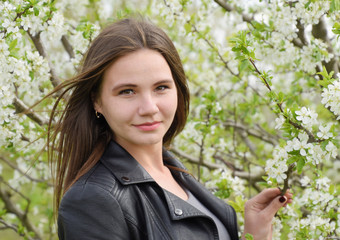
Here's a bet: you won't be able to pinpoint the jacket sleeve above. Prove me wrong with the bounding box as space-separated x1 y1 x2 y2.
58 182 130 240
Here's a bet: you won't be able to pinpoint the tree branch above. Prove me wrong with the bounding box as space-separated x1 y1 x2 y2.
237 129 258 159
0 218 22 236
223 119 279 145
213 0 253 23
292 19 308 48
171 148 264 182
13 97 48 126
0 183 42 240
61 35 75 59
0 155 52 186
312 16 339 75
27 31 61 88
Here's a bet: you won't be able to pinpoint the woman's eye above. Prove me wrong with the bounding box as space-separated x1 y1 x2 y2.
119 89 134 95
156 85 169 91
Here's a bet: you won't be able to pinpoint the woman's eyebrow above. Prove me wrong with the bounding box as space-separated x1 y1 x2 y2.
112 83 137 91
153 79 174 85
111 79 174 91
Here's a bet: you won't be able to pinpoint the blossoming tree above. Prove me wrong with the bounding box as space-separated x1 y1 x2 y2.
0 0 339 239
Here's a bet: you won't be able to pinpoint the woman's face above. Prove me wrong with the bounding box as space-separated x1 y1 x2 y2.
94 49 178 151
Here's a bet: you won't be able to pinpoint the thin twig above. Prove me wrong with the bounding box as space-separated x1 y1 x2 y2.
171 148 264 182
280 163 295 195
248 57 320 143
190 23 239 77
0 218 21 235
0 155 52 186
223 119 278 145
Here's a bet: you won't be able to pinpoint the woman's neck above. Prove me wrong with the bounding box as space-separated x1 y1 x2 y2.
118 141 165 173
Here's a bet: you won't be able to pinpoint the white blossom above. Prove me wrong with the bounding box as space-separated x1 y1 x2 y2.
274 115 285 129
325 141 337 159
315 177 331 191
300 175 310 187
44 12 66 40
306 144 326 165
265 148 288 183
292 134 312 156
317 123 333 139
0 39 10 56
321 79 340 119
295 107 318 128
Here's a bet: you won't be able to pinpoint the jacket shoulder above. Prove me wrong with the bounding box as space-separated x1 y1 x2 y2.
73 162 118 192
58 163 130 240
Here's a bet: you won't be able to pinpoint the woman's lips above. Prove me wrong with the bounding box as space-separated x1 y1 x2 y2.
134 122 161 131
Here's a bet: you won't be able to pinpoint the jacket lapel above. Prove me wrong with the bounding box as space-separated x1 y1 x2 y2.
100 141 239 240
100 141 154 185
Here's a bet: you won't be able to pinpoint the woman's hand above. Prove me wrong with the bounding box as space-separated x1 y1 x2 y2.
242 188 293 240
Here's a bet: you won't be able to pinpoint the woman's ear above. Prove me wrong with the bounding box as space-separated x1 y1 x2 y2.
91 92 102 114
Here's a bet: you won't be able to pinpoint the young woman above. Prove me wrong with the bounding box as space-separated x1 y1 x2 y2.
50 18 292 240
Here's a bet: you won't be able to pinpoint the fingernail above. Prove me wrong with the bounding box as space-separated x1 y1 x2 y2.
279 196 286 203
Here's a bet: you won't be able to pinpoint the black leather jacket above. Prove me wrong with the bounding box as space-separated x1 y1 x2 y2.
58 141 239 240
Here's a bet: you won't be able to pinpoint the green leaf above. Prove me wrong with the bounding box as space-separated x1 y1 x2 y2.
277 91 285 103
296 158 305 174
317 66 334 81
305 0 312 8
8 38 19 58
228 196 246 213
33 6 39 16
245 233 254 240
329 184 335 194
321 139 330 150
330 0 340 13
8 38 18 51
214 179 232 199
184 23 191 34
0 209 7 217
287 155 300 165
239 59 250 73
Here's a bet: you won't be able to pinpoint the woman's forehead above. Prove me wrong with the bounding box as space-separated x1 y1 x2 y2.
102 49 173 86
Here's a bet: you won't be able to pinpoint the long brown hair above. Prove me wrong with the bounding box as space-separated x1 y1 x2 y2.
48 18 190 211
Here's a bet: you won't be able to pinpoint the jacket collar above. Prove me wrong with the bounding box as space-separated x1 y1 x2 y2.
99 141 207 219
99 141 238 238
99 140 187 186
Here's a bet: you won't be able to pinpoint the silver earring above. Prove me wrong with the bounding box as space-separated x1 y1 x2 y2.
95 111 101 119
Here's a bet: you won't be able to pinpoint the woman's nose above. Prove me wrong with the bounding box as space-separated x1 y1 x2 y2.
138 94 159 116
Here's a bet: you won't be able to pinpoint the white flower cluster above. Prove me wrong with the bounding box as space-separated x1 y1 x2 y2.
20 9 45 36
295 106 318 130
43 12 66 41
155 0 181 28
206 168 246 197
265 146 288 183
293 0 330 25
321 78 340 119
269 2 297 40
266 131 338 182
287 178 339 239
256 35 298 69
299 39 334 74
55 0 90 20
317 123 334 139
271 217 283 239
285 132 311 156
